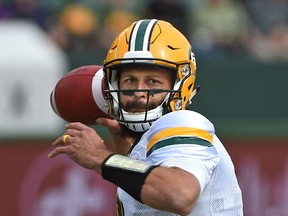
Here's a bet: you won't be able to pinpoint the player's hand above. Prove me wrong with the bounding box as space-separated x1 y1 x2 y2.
48 122 112 173
96 117 121 133
96 118 133 154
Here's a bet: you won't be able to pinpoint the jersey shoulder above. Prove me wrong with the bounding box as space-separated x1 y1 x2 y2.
151 110 215 134
144 110 215 156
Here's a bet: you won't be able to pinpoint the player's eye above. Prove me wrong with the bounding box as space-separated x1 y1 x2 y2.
149 79 160 85
123 77 136 84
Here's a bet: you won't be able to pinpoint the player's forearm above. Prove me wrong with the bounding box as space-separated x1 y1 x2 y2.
141 166 200 215
101 154 200 215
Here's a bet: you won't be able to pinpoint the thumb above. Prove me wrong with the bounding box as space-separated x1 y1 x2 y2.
96 117 121 133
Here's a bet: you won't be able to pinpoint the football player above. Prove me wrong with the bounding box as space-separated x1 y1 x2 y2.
49 19 243 215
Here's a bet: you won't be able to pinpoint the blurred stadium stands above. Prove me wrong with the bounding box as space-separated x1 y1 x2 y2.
0 0 287 215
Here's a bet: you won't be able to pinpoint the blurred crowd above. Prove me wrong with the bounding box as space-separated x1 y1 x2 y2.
1 0 288 65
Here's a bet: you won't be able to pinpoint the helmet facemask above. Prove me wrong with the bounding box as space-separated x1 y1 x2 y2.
104 63 180 132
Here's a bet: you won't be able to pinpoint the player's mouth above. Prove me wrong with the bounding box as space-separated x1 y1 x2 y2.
122 100 158 113
129 108 147 113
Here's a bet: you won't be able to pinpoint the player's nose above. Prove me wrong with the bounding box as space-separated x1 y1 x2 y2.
134 81 148 98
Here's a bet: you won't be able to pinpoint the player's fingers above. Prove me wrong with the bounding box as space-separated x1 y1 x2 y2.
52 134 72 146
52 136 65 146
48 146 67 158
65 122 87 130
65 129 80 138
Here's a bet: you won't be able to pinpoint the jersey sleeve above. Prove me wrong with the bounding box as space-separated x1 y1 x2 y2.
144 110 219 193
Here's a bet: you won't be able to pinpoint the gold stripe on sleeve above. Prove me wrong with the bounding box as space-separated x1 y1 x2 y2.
146 127 213 152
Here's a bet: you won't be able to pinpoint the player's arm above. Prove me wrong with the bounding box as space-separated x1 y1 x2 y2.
142 166 200 215
48 122 200 215
101 154 200 215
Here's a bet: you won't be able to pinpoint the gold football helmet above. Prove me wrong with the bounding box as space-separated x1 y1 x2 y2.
103 19 197 132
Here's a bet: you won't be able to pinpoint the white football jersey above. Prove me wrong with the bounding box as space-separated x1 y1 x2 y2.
116 110 243 216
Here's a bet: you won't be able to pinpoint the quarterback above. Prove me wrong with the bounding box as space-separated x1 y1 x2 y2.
49 19 243 215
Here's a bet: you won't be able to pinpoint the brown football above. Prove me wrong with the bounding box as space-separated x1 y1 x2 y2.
50 65 109 125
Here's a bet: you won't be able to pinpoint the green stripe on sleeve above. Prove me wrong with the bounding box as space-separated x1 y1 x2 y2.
147 137 213 157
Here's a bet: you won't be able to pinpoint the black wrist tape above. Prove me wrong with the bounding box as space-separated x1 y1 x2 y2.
101 154 158 202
